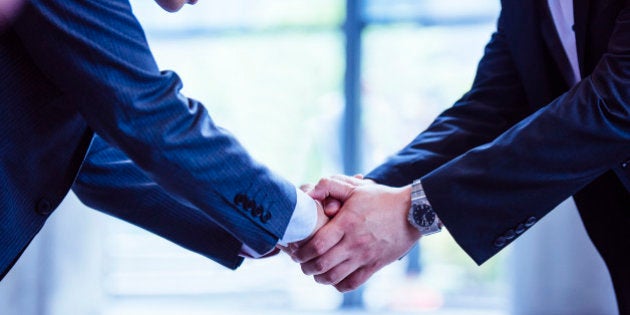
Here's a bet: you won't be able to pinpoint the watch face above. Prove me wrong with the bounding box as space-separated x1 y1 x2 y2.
413 204 436 227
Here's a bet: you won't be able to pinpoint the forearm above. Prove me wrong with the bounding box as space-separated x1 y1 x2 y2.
16 0 297 254
367 9 529 186
73 136 245 269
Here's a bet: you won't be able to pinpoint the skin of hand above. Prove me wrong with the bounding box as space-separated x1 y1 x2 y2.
0 0 24 29
290 175 422 292
311 174 368 217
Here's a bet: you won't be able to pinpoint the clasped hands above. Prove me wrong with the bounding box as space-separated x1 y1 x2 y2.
281 175 422 292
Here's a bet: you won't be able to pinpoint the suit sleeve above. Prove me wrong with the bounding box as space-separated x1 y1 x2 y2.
13 0 295 254
418 6 630 264
73 135 245 270
367 9 530 187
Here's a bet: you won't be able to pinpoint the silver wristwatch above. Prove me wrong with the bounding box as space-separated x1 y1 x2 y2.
408 179 442 236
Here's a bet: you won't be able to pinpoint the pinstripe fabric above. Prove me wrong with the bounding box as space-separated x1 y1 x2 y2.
0 29 93 278
1 0 297 278
73 135 245 270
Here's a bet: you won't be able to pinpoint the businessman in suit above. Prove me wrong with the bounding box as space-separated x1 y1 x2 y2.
0 0 327 280
290 0 630 313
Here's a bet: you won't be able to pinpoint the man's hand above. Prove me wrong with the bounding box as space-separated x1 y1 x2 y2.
290 175 422 292
302 174 370 217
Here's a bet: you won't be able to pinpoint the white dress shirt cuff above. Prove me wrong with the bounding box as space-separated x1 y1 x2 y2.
278 188 318 246
240 187 318 257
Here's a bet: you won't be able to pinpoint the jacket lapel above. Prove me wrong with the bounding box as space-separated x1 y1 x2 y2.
573 0 590 78
539 0 577 86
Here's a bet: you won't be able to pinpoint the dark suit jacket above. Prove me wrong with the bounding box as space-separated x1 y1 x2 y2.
368 0 630 267
0 0 297 278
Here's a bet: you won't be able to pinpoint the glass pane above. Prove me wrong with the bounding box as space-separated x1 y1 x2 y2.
361 20 510 313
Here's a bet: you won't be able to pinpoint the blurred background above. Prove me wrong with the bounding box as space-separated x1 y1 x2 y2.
0 0 619 314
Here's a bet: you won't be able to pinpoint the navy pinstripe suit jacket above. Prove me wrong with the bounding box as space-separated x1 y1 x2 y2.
0 0 296 278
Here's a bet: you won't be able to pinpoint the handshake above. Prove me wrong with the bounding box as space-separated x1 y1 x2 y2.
280 174 423 292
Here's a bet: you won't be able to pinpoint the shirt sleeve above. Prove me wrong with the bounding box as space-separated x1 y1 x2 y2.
241 188 318 257
278 188 318 245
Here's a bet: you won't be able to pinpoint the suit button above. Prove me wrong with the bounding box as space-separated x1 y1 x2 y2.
36 198 53 215
525 216 537 228
233 194 246 206
622 161 629 169
260 211 272 223
244 200 256 211
515 224 526 234
494 236 507 248
504 229 516 240
252 205 263 217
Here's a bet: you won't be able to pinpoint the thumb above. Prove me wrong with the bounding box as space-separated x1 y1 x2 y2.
309 177 356 202
323 197 342 217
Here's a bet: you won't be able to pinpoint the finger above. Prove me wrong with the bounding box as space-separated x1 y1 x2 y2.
313 260 358 285
331 174 364 186
300 239 352 276
277 244 291 253
299 183 314 193
288 242 300 252
334 267 375 292
293 220 345 263
323 197 341 217
308 177 355 201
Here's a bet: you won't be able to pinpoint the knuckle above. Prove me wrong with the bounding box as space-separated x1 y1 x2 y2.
316 273 334 285
300 264 311 275
355 236 372 252
313 260 327 274
357 250 370 262
356 234 369 246
318 177 332 187
337 280 357 292
314 275 329 285
311 239 327 256
346 279 360 291
293 251 307 263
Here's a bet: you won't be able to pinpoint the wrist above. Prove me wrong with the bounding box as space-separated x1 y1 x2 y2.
407 179 442 237
399 185 423 240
